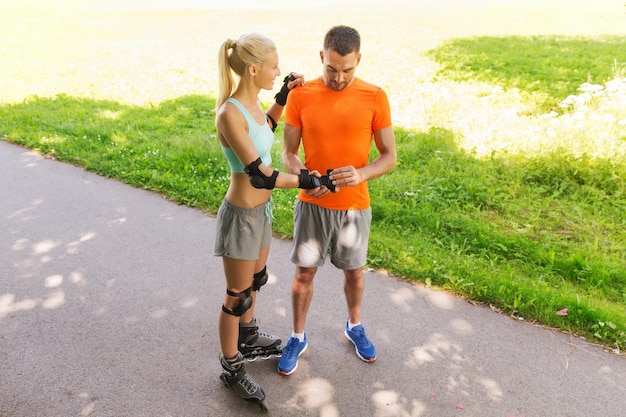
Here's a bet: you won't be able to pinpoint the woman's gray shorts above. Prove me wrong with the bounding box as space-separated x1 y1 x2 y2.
214 199 272 260
290 200 371 270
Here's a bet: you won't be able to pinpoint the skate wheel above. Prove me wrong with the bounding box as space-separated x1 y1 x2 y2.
261 354 271 360
247 355 258 362
259 400 269 412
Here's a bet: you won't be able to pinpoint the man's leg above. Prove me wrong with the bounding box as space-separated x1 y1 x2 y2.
292 266 317 333
280 200 327 375
343 267 364 325
278 265 317 375
343 267 376 362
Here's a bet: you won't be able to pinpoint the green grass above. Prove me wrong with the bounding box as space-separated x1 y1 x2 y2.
368 128 626 346
1 0 625 351
2 94 228 209
427 35 626 112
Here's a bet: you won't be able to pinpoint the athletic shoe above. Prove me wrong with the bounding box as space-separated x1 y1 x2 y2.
277 334 308 376
344 321 377 362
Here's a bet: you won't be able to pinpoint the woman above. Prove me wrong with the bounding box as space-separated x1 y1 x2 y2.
214 32 326 409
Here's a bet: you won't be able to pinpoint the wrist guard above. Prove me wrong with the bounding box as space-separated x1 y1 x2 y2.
274 73 297 106
298 169 322 189
319 169 336 192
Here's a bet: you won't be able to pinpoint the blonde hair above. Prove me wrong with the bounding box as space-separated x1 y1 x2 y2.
217 32 277 108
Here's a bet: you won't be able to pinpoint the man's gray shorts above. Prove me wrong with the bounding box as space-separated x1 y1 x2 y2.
290 200 371 270
214 199 272 260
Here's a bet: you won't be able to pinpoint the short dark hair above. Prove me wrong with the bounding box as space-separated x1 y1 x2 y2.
323 25 360 56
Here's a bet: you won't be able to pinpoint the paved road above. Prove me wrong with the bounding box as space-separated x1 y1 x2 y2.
1 140 625 417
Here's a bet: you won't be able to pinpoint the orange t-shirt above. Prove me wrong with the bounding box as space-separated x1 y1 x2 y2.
285 77 392 210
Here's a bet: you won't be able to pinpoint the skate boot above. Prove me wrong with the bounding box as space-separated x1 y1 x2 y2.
238 317 283 361
220 352 269 412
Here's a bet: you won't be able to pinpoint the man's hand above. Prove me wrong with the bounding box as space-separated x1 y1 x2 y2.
328 166 362 187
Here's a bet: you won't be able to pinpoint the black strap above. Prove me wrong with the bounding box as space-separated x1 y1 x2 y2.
267 114 277 132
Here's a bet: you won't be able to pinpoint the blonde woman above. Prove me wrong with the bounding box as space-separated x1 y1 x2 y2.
214 32 332 409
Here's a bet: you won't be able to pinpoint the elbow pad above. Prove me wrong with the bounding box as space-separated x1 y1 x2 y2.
245 157 279 190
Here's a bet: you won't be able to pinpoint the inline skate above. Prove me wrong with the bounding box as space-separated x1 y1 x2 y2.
220 352 269 412
238 317 283 361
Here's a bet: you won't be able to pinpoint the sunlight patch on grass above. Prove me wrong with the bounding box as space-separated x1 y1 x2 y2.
40 135 67 145
111 132 128 145
98 109 123 120
451 78 626 160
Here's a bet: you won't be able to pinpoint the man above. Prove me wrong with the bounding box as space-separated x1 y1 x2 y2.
278 25 397 376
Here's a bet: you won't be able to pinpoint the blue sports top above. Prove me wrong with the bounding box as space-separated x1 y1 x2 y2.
221 98 273 173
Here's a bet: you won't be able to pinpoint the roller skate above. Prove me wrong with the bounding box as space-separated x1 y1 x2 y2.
220 352 269 412
238 317 283 361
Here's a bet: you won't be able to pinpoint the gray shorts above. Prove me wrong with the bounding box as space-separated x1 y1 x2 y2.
214 199 272 260
290 200 371 270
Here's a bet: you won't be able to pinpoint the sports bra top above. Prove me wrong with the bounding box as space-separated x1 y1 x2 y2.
221 98 273 173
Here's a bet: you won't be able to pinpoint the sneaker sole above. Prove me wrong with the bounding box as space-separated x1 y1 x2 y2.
344 330 376 363
277 343 308 376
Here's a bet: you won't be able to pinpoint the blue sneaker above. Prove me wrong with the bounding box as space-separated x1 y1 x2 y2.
277 334 308 376
344 322 377 362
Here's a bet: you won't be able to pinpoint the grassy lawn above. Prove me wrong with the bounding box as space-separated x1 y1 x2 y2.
1 0 625 351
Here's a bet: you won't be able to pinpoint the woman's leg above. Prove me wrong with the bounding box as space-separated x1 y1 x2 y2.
219 257 256 359
240 245 270 324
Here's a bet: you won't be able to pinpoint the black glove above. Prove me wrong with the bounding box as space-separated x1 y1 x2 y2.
275 73 297 106
297 169 322 189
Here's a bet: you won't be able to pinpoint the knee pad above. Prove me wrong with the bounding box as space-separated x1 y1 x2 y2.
222 286 253 316
252 266 268 292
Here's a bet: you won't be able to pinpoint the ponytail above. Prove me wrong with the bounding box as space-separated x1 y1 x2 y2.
216 33 277 109
217 39 237 109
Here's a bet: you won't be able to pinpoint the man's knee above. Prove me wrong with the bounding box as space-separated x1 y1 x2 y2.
344 268 364 283
295 266 317 283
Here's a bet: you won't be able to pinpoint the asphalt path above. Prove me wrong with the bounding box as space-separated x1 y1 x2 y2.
1 140 625 417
